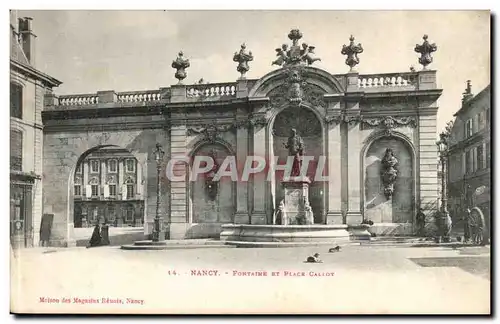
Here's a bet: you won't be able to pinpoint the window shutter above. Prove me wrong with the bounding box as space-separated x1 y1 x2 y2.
482 142 487 169
85 185 92 198
10 130 22 171
122 185 128 201
103 185 109 198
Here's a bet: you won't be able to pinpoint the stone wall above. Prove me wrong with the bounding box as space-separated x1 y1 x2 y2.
11 69 51 246
43 127 168 246
364 137 414 224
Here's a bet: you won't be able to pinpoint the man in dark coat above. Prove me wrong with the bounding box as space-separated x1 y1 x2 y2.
86 223 102 248
463 208 471 243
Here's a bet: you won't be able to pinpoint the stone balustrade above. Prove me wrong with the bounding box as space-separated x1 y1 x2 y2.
186 82 237 98
117 90 162 103
44 70 435 111
58 94 99 106
358 72 418 89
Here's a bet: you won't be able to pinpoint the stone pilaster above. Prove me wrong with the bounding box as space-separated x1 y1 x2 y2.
170 84 187 103
250 122 267 224
100 160 106 197
417 70 437 91
418 114 439 232
167 123 188 239
346 120 363 224
97 90 117 108
326 119 343 224
234 114 250 224
83 161 89 194
137 161 143 197
118 159 124 199
344 81 363 225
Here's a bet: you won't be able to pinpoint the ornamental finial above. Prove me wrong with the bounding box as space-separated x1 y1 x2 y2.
341 35 363 71
233 43 254 79
172 51 190 84
414 34 437 69
272 29 321 67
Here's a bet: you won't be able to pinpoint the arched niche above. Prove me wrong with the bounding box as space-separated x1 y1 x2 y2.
188 142 236 225
269 105 325 224
362 135 416 224
248 66 345 98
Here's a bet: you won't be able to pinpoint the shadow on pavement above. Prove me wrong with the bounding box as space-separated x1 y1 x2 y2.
409 256 490 281
76 231 146 247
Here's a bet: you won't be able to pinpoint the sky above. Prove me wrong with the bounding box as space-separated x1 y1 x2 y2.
18 10 490 132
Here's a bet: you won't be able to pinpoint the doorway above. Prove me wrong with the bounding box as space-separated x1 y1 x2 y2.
10 183 33 248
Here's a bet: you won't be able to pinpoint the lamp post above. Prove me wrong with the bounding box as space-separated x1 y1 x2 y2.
152 143 165 242
436 133 452 243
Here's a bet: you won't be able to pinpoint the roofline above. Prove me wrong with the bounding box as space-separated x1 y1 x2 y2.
453 84 491 117
10 59 63 88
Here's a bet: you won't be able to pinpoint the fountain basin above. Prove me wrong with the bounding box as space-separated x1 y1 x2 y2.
220 224 351 244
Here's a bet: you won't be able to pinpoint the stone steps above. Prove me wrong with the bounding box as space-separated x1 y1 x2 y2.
223 241 361 248
120 239 230 250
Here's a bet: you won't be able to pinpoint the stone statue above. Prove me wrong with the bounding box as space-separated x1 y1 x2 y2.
271 30 321 67
304 202 314 225
272 44 289 66
273 200 288 225
285 128 305 177
205 150 220 201
172 51 190 84
300 43 321 65
233 43 254 79
381 148 398 199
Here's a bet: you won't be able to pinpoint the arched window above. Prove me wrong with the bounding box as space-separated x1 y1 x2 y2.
89 177 100 197
10 129 22 171
108 159 118 173
10 82 23 119
74 177 82 196
107 177 117 197
125 158 136 173
107 205 116 223
125 176 135 200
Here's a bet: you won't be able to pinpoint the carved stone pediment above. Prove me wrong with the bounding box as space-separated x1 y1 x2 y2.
187 123 237 142
268 67 327 109
324 113 362 125
362 116 417 134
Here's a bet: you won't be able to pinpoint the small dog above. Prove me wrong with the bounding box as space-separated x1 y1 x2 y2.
329 246 341 253
306 253 322 263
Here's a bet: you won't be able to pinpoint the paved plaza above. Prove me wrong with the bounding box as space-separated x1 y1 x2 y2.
11 244 490 314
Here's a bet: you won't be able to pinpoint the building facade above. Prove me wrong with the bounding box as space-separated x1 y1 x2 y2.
73 148 144 228
447 82 491 233
10 12 61 248
42 31 442 246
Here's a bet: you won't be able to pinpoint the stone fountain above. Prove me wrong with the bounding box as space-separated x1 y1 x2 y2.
220 128 362 247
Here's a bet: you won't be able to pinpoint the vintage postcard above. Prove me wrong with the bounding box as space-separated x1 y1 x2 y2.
9 9 491 314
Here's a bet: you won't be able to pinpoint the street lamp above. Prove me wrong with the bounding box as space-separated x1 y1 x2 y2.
152 143 166 242
436 133 452 242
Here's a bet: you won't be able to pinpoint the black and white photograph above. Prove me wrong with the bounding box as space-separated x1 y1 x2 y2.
8 8 491 315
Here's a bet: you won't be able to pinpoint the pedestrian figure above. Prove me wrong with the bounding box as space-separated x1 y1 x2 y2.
416 208 426 237
86 223 102 248
463 208 471 243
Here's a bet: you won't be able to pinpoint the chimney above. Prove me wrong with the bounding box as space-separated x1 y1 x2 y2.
461 80 473 104
10 10 19 39
18 17 36 66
